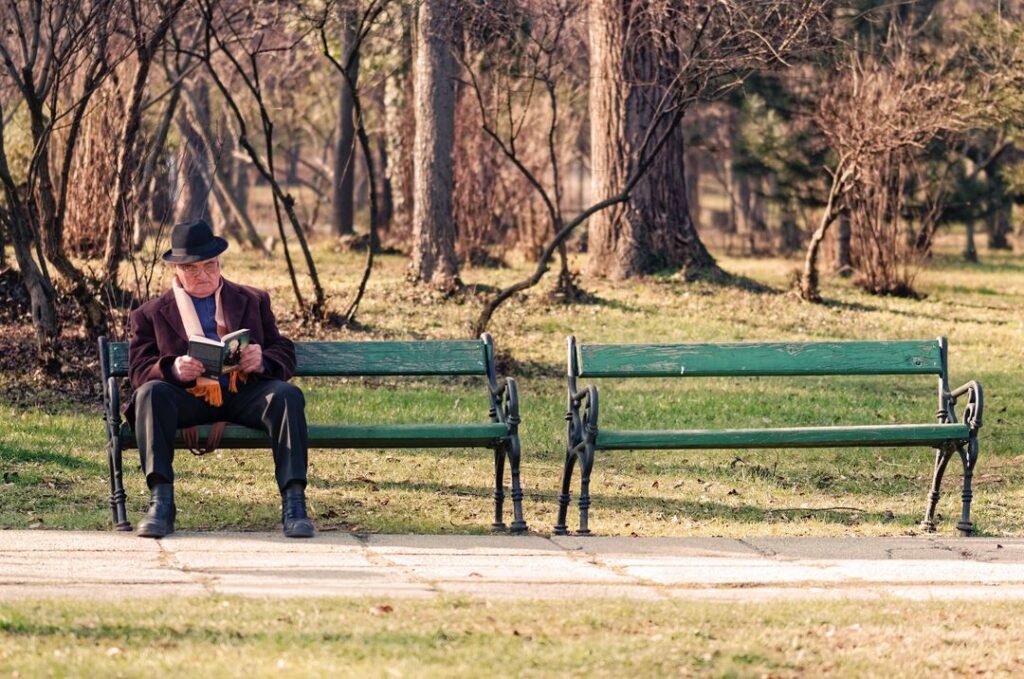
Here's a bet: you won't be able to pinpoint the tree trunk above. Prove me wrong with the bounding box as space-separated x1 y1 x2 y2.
134 84 180 248
729 170 761 255
31 91 107 336
332 5 359 238
987 203 1013 251
0 124 58 353
835 212 852 275
384 2 414 230
175 80 212 224
585 0 717 279
10 224 58 359
150 156 175 229
411 0 460 287
685 147 701 229
103 2 183 285
963 220 978 262
376 131 393 232
180 85 266 252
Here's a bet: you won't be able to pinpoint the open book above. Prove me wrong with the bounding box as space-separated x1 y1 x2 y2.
188 329 250 378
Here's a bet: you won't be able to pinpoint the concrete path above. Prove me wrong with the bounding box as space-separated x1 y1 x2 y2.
3 531 1024 601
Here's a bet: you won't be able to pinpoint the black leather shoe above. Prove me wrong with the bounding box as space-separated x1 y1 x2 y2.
136 483 176 538
282 483 315 538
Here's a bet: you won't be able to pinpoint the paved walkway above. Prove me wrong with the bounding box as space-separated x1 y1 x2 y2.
3 531 1024 601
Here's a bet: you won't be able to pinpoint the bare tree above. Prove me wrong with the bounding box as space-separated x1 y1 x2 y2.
174 77 212 223
314 0 395 324
195 0 326 320
468 0 832 335
102 0 189 288
798 25 974 302
0 0 126 349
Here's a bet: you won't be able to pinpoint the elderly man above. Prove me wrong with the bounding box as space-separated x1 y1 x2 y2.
126 218 314 539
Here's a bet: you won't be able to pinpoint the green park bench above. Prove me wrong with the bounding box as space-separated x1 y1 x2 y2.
98 334 527 533
554 337 983 537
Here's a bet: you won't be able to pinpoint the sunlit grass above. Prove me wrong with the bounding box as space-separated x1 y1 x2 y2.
3 597 1024 677
1 234 1022 536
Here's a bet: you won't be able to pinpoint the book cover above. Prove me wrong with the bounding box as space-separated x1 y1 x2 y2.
188 329 250 378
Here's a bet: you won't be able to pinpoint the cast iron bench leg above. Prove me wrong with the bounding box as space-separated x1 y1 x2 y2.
553 449 577 536
956 436 979 536
492 445 507 530
507 434 527 532
107 437 131 531
576 443 596 536
920 444 955 532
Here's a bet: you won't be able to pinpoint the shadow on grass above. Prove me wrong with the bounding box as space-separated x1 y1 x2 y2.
1 442 106 474
818 294 1013 327
675 268 781 295
552 493 920 530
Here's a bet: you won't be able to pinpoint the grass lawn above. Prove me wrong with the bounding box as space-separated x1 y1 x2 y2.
3 596 1024 677
1 235 1023 537
2 235 1024 675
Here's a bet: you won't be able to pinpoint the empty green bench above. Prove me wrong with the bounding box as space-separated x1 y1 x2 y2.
99 333 527 533
554 337 983 536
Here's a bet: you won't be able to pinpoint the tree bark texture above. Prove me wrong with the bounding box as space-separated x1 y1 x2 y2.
384 2 414 229
835 212 852 274
411 0 459 286
963 220 978 262
332 5 359 237
174 80 212 224
585 0 716 279
987 203 1013 251
134 84 180 247
180 85 265 251
103 1 184 284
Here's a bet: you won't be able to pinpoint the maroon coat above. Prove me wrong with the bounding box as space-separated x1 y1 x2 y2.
125 278 296 423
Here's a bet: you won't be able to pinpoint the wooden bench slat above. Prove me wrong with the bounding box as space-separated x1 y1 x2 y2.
106 340 489 377
119 423 510 449
578 340 943 377
594 423 970 450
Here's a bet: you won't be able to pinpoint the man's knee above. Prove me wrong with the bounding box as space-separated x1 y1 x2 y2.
268 382 305 409
136 380 178 408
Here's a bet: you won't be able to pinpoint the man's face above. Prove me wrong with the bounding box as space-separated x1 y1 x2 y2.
174 257 222 297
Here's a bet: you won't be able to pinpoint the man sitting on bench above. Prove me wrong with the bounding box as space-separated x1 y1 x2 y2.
126 218 314 539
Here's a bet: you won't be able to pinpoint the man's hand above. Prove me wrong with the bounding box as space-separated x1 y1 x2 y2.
240 343 263 373
172 355 204 382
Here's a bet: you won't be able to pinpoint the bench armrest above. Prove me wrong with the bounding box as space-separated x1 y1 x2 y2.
567 384 599 451
488 376 520 433
948 380 983 432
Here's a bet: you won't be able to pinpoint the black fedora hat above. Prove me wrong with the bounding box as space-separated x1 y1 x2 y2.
162 218 228 263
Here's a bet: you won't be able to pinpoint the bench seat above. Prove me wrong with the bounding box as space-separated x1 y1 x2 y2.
119 423 513 449
596 423 971 450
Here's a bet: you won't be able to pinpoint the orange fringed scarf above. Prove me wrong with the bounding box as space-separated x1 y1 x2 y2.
185 370 248 406
172 278 249 406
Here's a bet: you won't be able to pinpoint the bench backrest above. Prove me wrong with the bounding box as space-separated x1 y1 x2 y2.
572 339 946 378
102 339 492 378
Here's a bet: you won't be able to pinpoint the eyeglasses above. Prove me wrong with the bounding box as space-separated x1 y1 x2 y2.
177 260 220 277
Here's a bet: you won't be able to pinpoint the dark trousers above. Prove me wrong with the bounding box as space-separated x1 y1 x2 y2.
133 378 308 492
